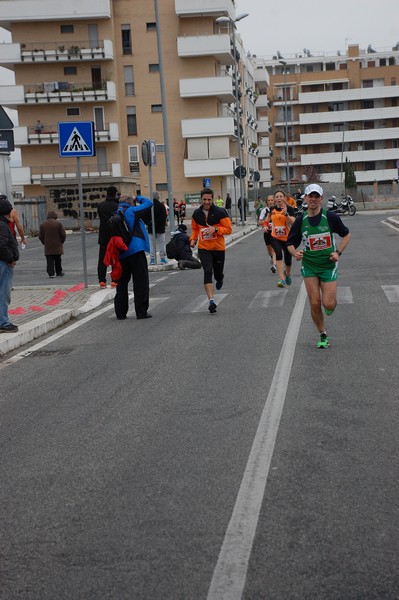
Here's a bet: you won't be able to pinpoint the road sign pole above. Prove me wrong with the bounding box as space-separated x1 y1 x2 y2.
76 157 88 288
148 162 157 264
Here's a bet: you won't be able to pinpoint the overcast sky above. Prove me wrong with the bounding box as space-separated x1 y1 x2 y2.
235 0 399 58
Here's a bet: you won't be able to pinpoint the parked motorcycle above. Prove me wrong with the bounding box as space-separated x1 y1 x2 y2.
295 195 308 215
327 194 356 216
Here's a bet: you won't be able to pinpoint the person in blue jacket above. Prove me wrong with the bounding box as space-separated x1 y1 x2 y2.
114 194 153 320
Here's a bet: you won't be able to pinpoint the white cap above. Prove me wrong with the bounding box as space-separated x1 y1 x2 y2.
304 183 323 196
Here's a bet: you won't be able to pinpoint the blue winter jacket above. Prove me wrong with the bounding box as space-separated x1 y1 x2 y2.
118 197 153 258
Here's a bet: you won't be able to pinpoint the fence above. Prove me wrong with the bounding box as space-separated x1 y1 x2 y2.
14 197 47 235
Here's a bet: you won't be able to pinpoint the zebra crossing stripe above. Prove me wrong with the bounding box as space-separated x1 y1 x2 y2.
249 290 288 308
381 285 399 303
179 293 228 313
336 286 354 304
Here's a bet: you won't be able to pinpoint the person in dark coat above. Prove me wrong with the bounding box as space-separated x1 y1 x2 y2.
0 197 20 333
39 211 66 278
145 192 168 265
97 185 119 287
172 224 201 270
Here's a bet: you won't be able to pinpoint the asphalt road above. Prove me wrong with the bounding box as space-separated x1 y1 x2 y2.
1 212 399 599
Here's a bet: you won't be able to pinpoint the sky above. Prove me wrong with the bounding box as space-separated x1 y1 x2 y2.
235 0 399 58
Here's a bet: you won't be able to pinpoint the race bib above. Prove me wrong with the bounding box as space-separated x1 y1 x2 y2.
308 232 332 251
199 228 217 240
273 225 287 238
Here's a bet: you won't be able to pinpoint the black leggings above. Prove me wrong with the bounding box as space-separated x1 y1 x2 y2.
270 238 292 266
198 249 225 284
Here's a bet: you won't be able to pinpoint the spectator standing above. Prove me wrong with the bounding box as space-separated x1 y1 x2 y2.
178 199 186 225
225 193 232 218
1 195 26 247
146 192 168 265
39 211 66 278
0 197 19 333
216 195 224 207
97 186 119 288
190 188 232 314
113 194 153 320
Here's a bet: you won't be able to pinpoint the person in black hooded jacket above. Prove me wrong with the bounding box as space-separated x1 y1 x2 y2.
97 186 119 288
0 197 19 333
172 224 201 270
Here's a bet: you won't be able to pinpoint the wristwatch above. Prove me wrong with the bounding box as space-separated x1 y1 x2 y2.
336 250 342 256
214 226 218 233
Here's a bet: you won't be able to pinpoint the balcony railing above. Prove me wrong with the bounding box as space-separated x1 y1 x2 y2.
20 40 111 62
30 163 114 183
23 80 113 103
22 123 116 143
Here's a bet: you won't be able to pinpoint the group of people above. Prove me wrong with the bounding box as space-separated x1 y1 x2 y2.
258 184 351 348
1 183 351 349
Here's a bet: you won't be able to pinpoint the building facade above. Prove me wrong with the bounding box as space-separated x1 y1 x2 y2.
254 44 399 194
0 0 271 216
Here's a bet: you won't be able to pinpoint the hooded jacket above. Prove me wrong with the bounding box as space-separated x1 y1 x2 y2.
39 212 66 255
97 194 119 245
0 216 19 263
191 204 232 251
117 197 153 258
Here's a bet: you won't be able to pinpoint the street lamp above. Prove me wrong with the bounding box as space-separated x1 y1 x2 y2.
216 13 249 225
279 59 291 195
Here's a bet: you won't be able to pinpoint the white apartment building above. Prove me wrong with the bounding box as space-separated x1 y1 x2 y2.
255 44 399 191
0 0 271 214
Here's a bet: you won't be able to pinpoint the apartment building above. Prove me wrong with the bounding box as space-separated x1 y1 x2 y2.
0 0 268 215
255 44 399 192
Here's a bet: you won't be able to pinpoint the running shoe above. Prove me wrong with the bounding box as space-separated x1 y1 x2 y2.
277 279 286 288
316 332 329 349
111 281 118 288
215 277 224 290
149 259 155 265
208 299 217 314
284 270 292 286
160 258 168 264
324 307 335 316
99 282 107 289
271 265 277 273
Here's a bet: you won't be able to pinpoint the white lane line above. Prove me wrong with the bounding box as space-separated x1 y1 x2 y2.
179 293 228 313
381 285 399 302
337 286 354 304
249 290 288 308
207 282 307 600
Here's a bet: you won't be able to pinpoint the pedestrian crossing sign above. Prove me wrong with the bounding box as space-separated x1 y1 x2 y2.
58 121 96 157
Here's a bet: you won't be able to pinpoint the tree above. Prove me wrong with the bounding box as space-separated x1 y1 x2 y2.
299 165 322 183
344 157 357 189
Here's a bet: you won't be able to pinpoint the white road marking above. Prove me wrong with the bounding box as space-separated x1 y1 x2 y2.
381 285 399 303
249 289 288 308
207 282 307 600
337 286 354 304
179 293 228 313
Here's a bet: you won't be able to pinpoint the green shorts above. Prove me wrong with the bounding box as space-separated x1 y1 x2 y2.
301 263 338 282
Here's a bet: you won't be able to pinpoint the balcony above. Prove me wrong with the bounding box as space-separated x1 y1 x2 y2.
177 34 233 64
0 40 114 66
298 84 399 105
0 0 111 25
324 169 398 184
257 119 272 134
175 0 234 19
11 162 122 185
14 122 119 145
183 157 235 178
301 147 399 166
181 117 235 138
300 127 399 146
256 94 272 109
22 80 116 104
179 76 235 102
299 106 399 126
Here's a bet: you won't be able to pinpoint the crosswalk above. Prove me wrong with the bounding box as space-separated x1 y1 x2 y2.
146 284 399 314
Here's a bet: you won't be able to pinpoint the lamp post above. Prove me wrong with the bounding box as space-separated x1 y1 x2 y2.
279 59 291 195
216 13 249 225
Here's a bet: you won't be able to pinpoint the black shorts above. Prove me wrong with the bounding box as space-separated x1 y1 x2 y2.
263 231 272 246
270 237 292 266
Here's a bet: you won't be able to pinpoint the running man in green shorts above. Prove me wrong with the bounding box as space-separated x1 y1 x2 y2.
287 184 351 348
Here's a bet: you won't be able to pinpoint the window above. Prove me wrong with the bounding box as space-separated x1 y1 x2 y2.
151 104 163 113
365 161 375 171
156 183 168 191
121 24 132 55
362 80 373 88
365 141 375 150
362 100 374 109
391 77 397 85
124 65 135 96
126 106 137 135
66 107 80 116
326 62 336 71
128 145 140 175
146 22 157 31
64 66 77 76
61 24 74 34
149 63 160 73
380 58 386 66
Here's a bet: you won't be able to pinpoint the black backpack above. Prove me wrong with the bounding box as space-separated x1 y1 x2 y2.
107 208 132 246
166 235 180 259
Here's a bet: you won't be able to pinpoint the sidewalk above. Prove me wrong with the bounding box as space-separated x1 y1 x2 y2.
1 223 257 357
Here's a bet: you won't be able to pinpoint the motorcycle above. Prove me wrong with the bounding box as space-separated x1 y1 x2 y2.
295 195 308 215
327 194 356 216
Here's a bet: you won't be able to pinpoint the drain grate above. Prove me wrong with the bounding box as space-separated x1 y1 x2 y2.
23 348 74 358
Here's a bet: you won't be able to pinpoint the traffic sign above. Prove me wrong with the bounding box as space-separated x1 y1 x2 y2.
253 170 261 182
58 121 96 157
203 177 211 188
0 106 14 129
0 130 14 152
234 165 247 179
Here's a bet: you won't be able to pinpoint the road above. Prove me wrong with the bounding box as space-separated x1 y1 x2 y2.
1 213 399 599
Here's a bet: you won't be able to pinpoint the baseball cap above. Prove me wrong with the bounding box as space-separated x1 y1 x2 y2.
304 183 323 196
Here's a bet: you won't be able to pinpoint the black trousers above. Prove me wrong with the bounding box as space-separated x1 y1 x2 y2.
98 244 107 283
46 254 62 277
198 249 225 285
114 251 149 319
